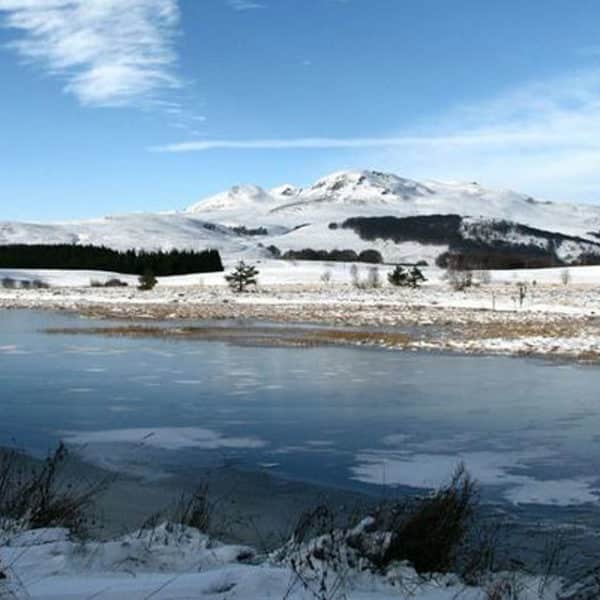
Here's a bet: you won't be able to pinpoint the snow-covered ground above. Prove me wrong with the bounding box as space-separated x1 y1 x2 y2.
1 260 599 288
1 262 600 362
0 522 562 600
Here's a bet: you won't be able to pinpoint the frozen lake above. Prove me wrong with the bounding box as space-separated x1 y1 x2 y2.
2 309 600 516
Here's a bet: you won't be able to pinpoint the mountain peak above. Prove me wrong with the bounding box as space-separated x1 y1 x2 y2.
306 170 433 199
187 184 274 214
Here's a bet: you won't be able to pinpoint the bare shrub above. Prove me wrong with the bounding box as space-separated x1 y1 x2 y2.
172 483 211 532
91 278 128 288
1 277 16 289
445 269 473 291
484 573 526 600
349 264 359 287
0 444 106 535
377 464 478 574
516 282 527 308
320 269 332 285
366 266 381 288
31 279 49 289
19 280 31 290
474 270 492 285
560 269 571 286
351 265 383 289
284 504 351 600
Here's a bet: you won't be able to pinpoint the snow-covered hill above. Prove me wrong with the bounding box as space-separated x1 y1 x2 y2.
3 169 600 267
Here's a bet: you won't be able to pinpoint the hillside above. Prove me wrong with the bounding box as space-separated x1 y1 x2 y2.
3 170 600 268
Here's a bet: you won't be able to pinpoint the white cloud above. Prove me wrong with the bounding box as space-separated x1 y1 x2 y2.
153 68 600 203
0 0 181 107
226 0 265 10
151 130 569 153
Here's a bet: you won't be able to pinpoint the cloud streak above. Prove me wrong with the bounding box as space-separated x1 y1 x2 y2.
152 129 589 153
226 0 266 10
0 0 181 107
154 68 600 202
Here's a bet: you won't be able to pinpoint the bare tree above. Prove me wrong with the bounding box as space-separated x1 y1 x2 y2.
560 269 571 286
349 264 359 287
320 269 332 285
366 266 382 288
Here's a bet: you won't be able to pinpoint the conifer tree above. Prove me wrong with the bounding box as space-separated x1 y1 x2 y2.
225 261 259 292
138 269 157 291
388 265 426 288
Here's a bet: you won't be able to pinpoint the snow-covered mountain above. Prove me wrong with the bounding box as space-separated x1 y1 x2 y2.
3 169 600 267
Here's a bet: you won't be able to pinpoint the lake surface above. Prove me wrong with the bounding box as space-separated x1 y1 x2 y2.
2 309 600 521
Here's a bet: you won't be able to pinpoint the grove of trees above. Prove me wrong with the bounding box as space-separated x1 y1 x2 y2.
0 244 224 276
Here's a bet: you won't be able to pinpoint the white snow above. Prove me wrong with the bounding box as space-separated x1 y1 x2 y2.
3 169 600 265
0 522 561 599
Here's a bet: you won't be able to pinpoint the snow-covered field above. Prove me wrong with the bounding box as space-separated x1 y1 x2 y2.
0 522 562 600
1 262 600 362
1 259 599 289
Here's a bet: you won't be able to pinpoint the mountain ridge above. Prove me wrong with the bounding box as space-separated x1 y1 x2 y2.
3 169 600 269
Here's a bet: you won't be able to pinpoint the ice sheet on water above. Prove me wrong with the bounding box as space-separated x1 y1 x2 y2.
351 449 600 506
62 426 268 451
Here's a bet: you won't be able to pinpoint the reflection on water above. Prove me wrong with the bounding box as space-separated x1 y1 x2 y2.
2 310 600 514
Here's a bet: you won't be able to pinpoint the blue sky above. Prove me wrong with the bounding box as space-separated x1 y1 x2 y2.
1 0 600 220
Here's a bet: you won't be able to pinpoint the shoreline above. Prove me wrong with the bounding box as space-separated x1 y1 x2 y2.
2 281 600 363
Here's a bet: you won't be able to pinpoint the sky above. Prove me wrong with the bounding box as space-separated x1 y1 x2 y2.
2 0 600 220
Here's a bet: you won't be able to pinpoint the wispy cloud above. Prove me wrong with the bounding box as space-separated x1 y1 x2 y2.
226 0 266 11
153 68 600 202
0 0 181 107
152 131 560 153
375 68 600 200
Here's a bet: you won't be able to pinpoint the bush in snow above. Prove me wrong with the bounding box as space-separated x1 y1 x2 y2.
560 269 571 286
91 278 128 288
1 277 16 289
138 270 157 291
388 265 426 288
225 261 259 293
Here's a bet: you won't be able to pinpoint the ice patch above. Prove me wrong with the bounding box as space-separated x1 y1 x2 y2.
505 478 599 506
351 450 600 506
62 427 267 450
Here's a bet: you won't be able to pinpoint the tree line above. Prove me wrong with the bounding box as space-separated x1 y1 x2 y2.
0 244 224 276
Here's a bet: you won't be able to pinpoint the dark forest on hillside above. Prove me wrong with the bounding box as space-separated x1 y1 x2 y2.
0 244 224 276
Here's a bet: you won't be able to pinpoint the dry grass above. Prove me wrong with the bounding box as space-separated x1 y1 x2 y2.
0 444 107 535
45 324 412 350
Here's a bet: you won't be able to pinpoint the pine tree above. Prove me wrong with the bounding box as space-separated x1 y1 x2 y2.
388 265 409 287
225 261 259 292
138 269 157 291
408 266 426 288
388 265 426 288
